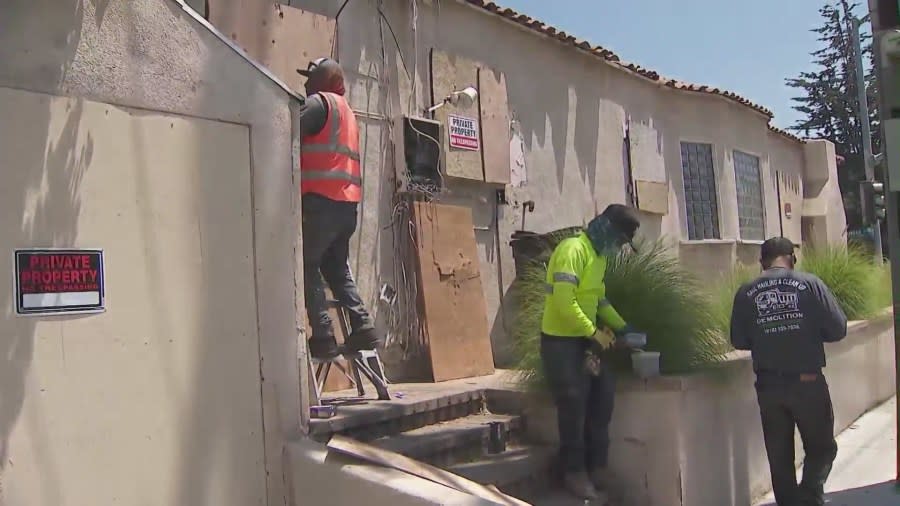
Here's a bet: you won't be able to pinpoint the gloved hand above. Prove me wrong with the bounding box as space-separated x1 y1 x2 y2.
591 326 616 351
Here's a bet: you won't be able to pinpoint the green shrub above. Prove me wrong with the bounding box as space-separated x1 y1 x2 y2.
512 237 893 388
708 264 758 338
798 245 887 320
511 237 730 387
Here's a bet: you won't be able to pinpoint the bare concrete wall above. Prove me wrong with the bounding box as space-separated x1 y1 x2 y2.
523 317 896 506
0 0 300 503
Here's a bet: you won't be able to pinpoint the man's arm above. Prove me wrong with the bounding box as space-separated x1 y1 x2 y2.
596 282 627 333
730 290 752 350
297 94 328 139
812 278 848 343
546 245 596 337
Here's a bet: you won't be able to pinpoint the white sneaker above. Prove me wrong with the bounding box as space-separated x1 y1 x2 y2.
563 472 604 501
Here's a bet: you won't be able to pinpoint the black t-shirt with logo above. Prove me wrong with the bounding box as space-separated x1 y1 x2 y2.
730 268 848 374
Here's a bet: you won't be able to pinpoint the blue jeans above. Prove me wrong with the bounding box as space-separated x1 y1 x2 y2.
541 334 616 473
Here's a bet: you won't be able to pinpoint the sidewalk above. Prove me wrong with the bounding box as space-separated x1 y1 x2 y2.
756 396 898 506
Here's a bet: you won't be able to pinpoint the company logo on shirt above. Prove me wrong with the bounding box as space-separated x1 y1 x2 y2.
746 277 808 331
755 289 799 316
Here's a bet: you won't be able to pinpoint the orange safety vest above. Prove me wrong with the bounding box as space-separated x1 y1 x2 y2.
300 92 362 202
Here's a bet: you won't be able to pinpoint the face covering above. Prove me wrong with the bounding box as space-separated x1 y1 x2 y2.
585 215 624 256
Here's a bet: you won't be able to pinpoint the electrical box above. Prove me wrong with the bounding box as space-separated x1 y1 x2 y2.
393 115 444 194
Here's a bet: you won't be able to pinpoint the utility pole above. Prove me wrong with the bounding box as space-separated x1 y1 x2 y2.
851 16 884 263
867 0 900 484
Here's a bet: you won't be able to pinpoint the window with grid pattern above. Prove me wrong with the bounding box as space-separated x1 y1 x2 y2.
733 150 765 241
680 142 720 240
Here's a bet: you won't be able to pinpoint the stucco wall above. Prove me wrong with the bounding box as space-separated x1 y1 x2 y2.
802 140 848 247
768 133 806 245
522 317 896 506
0 86 267 506
0 0 300 503
279 0 839 368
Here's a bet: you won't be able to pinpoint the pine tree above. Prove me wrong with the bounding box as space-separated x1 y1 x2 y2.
787 0 881 229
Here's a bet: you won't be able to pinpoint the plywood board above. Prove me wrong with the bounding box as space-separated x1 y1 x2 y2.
430 49 484 181
635 180 669 215
478 67 511 184
629 121 666 183
208 0 335 92
327 436 530 505
412 202 494 382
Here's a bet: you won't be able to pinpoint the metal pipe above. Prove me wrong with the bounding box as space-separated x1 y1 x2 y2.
852 17 884 262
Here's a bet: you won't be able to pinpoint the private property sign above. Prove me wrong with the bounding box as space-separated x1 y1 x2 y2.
14 249 105 316
448 114 480 151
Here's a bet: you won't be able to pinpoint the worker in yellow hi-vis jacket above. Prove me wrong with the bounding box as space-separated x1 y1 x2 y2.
541 204 640 503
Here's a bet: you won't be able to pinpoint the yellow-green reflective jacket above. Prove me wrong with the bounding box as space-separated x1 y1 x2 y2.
541 232 627 337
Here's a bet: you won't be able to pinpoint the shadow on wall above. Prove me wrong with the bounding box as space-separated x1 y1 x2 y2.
156 1 268 505
0 1 87 500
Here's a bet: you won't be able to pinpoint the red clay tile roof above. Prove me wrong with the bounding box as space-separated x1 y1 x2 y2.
768 124 806 144
463 0 792 127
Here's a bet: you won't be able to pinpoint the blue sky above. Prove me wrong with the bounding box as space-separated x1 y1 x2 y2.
499 0 863 129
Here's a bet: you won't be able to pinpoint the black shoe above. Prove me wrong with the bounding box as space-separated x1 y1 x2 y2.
309 336 339 360
344 328 382 353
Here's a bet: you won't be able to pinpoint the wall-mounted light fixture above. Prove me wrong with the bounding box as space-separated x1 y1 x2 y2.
425 86 478 114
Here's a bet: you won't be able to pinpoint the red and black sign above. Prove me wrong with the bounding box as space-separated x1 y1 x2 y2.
14 249 105 316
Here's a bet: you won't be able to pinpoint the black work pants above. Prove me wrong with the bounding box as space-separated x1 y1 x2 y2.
756 373 837 506
302 194 374 341
541 334 616 474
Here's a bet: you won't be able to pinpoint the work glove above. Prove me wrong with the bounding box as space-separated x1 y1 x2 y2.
591 326 616 351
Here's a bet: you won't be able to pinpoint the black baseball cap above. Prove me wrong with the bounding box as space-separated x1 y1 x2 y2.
297 57 340 78
600 204 641 250
760 237 798 262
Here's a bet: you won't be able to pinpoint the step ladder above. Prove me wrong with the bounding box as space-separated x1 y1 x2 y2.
310 300 390 404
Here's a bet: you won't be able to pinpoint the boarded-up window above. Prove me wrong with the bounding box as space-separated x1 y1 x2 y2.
734 150 765 241
680 142 720 240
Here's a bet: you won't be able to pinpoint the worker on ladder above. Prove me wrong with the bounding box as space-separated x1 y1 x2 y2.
296 57 380 359
541 204 641 503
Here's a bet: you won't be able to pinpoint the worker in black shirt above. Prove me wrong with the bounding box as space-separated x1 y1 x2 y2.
730 237 847 506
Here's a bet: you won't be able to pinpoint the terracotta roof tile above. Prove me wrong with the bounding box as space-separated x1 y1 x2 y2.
768 124 805 144
460 0 778 120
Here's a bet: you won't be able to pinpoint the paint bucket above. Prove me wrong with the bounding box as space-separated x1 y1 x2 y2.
631 351 661 379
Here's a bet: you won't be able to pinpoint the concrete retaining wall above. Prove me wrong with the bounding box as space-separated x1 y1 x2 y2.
523 317 896 506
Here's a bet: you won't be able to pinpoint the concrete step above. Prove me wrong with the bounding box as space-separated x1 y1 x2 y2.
369 413 524 468
309 385 490 442
447 444 557 502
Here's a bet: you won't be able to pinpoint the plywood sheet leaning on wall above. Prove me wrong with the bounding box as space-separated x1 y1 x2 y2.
430 49 484 181
478 68 511 184
208 0 335 92
412 202 495 382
